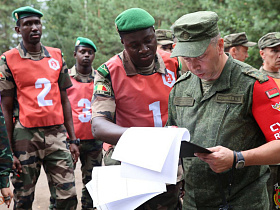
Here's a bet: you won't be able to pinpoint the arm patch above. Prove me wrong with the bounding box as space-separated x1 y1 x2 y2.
97 64 109 78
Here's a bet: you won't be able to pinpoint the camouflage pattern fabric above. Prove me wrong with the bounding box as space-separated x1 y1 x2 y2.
0 105 12 189
12 120 77 210
167 56 270 209
78 140 102 209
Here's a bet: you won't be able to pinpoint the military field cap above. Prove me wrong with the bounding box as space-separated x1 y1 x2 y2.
155 29 174 45
12 6 43 22
171 11 219 58
75 37 97 52
258 32 280 49
115 8 155 32
224 32 256 48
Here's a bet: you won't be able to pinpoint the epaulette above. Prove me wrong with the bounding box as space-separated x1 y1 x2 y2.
97 64 110 78
241 66 269 84
175 71 191 85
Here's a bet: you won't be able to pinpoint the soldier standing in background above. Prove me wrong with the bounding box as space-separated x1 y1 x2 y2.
67 37 103 210
224 32 256 62
258 32 280 210
0 6 78 209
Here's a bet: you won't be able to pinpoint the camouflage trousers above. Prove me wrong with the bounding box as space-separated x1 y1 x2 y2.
76 140 102 210
12 121 77 210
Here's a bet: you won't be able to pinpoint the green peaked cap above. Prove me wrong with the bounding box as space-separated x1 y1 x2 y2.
12 6 43 22
115 8 155 32
75 37 97 52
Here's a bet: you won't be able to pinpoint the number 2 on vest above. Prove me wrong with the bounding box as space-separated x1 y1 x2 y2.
35 78 53 107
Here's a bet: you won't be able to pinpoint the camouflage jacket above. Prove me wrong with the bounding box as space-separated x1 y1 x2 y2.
0 105 12 189
167 56 272 209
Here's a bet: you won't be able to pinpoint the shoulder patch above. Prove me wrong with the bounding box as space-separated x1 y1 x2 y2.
1 55 6 61
241 66 269 83
175 71 191 85
97 64 109 78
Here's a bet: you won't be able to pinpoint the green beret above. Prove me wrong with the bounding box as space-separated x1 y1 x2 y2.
258 32 280 50
115 8 155 32
12 6 43 22
75 37 97 52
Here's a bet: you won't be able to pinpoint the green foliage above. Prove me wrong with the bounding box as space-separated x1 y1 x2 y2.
1 0 280 70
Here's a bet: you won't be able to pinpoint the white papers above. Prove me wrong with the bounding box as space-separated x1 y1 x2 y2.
86 165 166 210
112 127 190 184
86 127 190 210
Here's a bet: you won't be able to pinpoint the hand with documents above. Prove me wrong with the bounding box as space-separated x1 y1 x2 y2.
86 127 210 210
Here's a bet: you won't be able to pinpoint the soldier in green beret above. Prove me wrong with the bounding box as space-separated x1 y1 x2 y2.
168 11 280 209
224 32 256 62
91 7 183 210
0 6 78 209
258 32 280 210
66 37 103 209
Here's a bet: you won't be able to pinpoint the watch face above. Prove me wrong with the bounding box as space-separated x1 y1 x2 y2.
236 160 245 169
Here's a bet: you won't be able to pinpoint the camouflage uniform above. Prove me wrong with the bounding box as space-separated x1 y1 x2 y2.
167 55 271 210
68 66 103 209
0 105 12 189
0 42 77 210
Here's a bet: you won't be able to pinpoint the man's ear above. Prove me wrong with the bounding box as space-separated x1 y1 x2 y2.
229 47 236 56
73 51 77 58
15 26 20 34
259 50 265 60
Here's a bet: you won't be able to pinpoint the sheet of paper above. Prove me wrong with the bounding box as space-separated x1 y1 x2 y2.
111 127 190 184
112 127 190 172
96 192 163 210
85 165 166 209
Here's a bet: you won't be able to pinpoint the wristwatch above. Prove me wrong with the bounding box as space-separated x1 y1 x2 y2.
68 138 80 146
235 151 245 169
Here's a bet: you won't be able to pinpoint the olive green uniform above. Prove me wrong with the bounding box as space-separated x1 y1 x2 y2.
167 56 270 210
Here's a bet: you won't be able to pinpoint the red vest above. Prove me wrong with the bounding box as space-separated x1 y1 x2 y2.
4 47 64 128
107 50 178 127
67 77 94 140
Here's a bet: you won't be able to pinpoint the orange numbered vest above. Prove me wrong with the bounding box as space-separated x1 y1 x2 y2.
4 47 64 128
67 77 94 140
107 50 178 128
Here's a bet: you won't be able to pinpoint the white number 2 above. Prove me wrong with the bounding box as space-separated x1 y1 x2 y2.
149 101 163 127
78 98 91 123
35 78 53 107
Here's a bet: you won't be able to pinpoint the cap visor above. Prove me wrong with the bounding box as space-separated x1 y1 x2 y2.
242 41 257 47
266 42 280 48
158 40 174 45
171 39 211 58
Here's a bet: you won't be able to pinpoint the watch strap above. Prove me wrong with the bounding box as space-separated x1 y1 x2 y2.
235 151 245 169
68 138 80 145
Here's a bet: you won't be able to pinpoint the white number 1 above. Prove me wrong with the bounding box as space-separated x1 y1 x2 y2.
149 101 163 127
35 78 53 107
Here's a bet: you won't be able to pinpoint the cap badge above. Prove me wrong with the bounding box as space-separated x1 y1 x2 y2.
181 31 189 40
75 40 80 46
275 33 280 39
15 13 18 20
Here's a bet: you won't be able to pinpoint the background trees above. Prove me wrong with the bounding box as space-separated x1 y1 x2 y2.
1 0 280 69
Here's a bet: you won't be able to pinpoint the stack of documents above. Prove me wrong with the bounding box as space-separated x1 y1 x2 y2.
86 127 190 210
